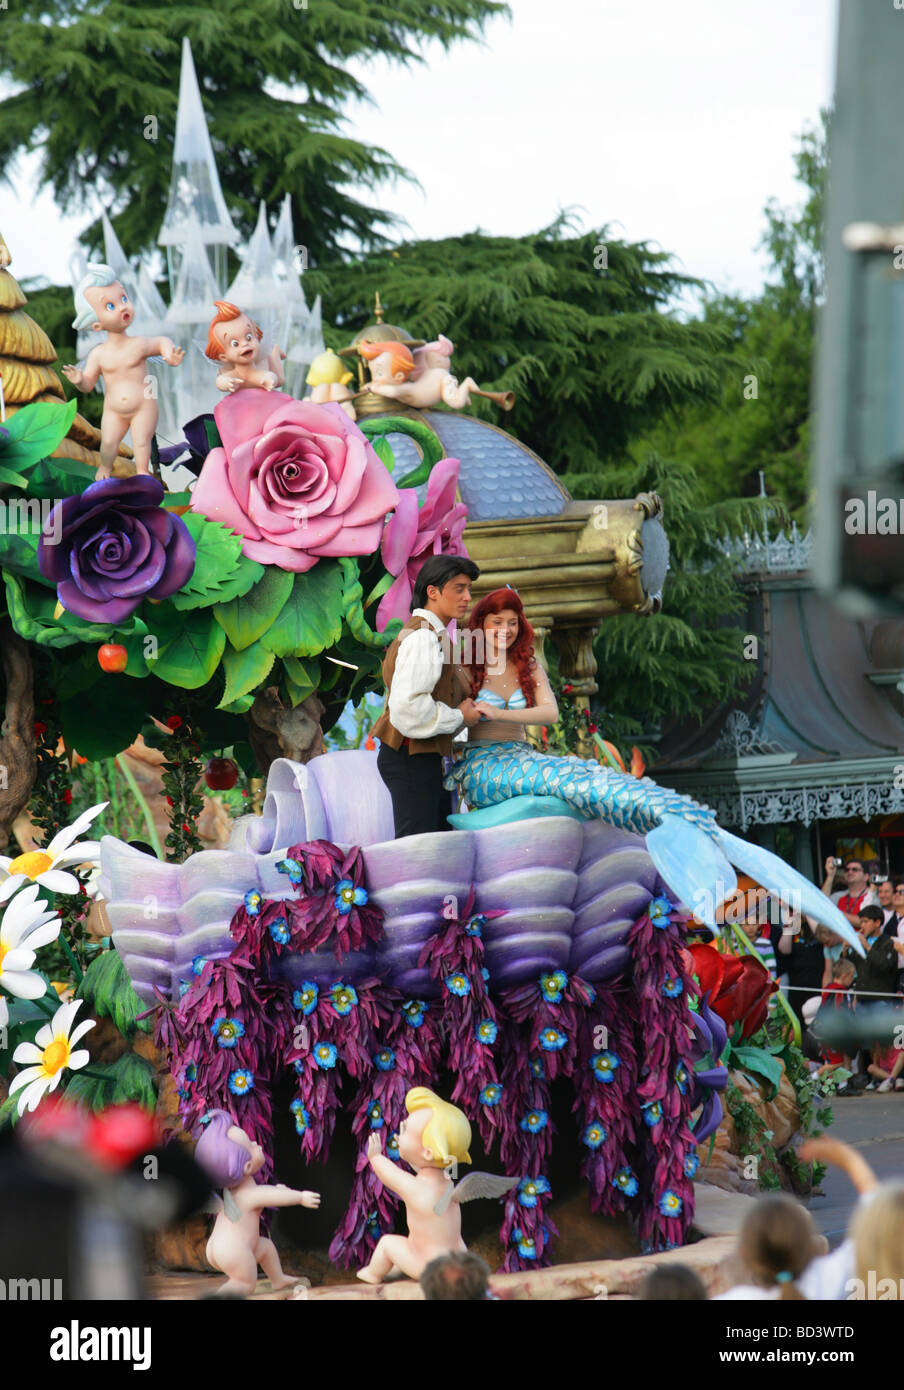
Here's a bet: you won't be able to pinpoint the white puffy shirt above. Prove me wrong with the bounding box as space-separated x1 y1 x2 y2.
386 608 466 741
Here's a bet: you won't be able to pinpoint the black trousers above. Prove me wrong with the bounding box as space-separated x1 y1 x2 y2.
377 742 453 838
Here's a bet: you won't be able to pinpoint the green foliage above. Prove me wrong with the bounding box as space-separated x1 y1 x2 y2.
145 604 227 688
0 399 77 482
60 676 150 761
0 0 505 265
632 111 829 522
219 639 276 709
65 1051 157 1113
76 948 144 1039
170 514 264 609
212 567 293 651
307 218 743 475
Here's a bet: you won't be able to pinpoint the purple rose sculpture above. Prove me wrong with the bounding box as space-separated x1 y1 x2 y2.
38 476 196 624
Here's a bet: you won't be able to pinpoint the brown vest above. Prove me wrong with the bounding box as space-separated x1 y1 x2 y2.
372 614 470 756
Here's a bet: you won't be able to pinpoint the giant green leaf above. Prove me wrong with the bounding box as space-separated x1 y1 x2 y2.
729 1045 784 1101
283 654 320 707
0 521 52 588
0 398 77 470
18 455 96 501
146 605 226 688
218 638 276 708
260 563 344 658
212 566 293 650
2 570 108 648
60 675 150 760
170 513 264 609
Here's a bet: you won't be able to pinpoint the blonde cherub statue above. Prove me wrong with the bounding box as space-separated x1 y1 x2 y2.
195 1109 320 1297
357 1086 516 1285
359 337 514 412
305 349 356 418
62 262 185 478
206 301 287 393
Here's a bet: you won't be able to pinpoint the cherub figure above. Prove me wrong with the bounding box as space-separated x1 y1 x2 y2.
357 1086 516 1285
305 348 356 418
63 262 185 477
206 301 286 393
359 337 514 412
194 1109 320 1297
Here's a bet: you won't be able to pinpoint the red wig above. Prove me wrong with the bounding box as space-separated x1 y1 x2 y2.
205 301 263 361
463 588 537 704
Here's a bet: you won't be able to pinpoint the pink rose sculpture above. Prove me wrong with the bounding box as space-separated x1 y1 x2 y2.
190 392 399 572
377 456 469 630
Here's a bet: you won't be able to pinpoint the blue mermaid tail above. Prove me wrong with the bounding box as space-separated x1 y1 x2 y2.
446 742 865 955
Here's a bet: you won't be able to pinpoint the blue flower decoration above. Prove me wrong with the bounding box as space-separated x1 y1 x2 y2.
512 1228 537 1260
374 1048 396 1071
312 1041 338 1070
290 1099 310 1135
481 967 490 982
584 983 596 1004
330 982 358 1016
659 1190 683 1217
642 1100 664 1128
444 972 470 997
613 1166 638 1197
476 1019 498 1045
276 857 303 886
293 982 319 1015
539 1027 567 1052
684 1151 700 1179
387 1132 401 1161
335 879 368 915
178 979 191 997
520 1109 548 1134
268 916 290 945
675 1062 690 1095
465 914 486 937
367 1210 380 1241
210 1017 245 1049
529 1056 546 1080
540 970 568 1003
480 1084 503 1107
228 1069 254 1096
648 895 675 928
662 976 683 998
592 1051 621 1083
177 1086 191 1101
582 1122 608 1150
293 1059 305 1075
402 999 428 1028
185 1063 197 1082
191 955 208 977
243 890 262 916
368 1101 384 1130
517 1175 551 1209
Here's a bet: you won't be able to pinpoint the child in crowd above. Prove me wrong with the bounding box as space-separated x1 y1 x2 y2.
866 1038 904 1092
638 1264 707 1300
811 957 856 1080
714 1194 823 1300
796 1136 878 1298
818 925 850 991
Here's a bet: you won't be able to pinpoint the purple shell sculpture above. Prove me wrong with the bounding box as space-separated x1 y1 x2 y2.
100 749 722 1270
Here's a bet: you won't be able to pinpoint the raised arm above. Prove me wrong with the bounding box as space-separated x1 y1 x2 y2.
797 1136 879 1194
366 1133 420 1203
151 336 185 367
62 347 102 392
245 1183 320 1211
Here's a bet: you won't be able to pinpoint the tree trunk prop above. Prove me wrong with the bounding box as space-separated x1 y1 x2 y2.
0 622 36 841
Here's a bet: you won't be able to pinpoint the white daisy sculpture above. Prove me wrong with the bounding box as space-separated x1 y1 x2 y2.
0 882 62 1000
8 998 96 1115
0 802 108 904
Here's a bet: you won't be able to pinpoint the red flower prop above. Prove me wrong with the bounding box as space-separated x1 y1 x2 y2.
687 943 776 1040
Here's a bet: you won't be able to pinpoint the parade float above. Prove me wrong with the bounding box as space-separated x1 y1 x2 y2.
0 41 859 1296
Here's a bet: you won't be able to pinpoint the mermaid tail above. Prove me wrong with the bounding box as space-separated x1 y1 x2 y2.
446 742 865 955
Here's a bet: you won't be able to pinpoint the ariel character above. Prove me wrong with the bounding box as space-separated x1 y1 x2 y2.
445 588 866 955
206 301 286 393
63 262 185 478
357 1086 515 1285
360 336 514 412
194 1109 320 1296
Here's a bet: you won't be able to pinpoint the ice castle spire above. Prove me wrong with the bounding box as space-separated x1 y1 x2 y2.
158 37 238 291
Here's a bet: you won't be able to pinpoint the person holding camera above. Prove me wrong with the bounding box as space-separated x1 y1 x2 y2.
821 857 878 928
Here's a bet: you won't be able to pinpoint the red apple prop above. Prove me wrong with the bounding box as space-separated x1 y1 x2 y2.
97 643 128 673
204 757 239 790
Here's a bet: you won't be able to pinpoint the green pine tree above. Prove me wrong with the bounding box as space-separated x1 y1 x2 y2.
0 0 506 263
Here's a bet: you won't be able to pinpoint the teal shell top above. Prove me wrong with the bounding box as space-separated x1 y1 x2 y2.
475 687 528 709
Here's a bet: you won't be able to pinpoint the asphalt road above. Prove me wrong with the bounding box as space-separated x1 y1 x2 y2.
806 1094 904 1246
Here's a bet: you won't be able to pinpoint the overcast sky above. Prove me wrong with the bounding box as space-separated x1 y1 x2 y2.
1 0 836 306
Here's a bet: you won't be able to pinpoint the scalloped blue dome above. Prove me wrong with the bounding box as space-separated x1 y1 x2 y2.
383 411 571 521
